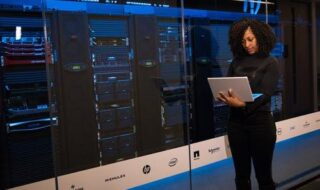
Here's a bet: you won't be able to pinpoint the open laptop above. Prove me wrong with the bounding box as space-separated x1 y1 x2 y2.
207 76 262 102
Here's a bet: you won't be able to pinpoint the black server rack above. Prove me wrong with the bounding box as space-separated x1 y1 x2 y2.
50 11 100 174
0 14 54 188
89 16 136 164
129 15 163 155
129 16 187 155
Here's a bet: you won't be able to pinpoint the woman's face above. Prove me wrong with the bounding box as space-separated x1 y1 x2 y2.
242 27 258 55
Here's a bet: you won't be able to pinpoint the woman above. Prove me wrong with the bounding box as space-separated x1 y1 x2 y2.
218 18 280 190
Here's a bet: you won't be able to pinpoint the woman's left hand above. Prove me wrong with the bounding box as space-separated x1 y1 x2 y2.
217 89 246 108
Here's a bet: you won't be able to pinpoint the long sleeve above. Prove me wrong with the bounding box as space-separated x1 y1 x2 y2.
245 58 280 115
228 56 280 116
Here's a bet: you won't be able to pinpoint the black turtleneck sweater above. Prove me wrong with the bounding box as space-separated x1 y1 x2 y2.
227 54 280 117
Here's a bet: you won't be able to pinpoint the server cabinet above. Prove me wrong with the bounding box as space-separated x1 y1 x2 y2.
89 17 137 164
130 16 187 155
50 11 99 174
129 16 163 155
0 14 54 188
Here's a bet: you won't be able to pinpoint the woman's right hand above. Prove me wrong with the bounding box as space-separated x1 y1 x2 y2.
217 89 246 108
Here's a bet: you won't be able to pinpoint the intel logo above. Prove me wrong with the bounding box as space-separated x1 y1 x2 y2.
168 158 178 167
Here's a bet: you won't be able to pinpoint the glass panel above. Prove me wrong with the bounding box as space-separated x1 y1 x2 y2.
184 1 286 190
0 0 317 189
41 0 191 189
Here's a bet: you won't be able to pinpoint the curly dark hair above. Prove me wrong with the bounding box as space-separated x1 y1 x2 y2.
228 18 276 58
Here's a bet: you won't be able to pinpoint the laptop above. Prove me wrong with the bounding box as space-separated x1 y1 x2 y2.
207 77 262 102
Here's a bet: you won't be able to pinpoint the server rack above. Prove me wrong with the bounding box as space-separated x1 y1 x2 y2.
129 16 188 155
89 16 136 164
0 14 54 188
49 11 100 174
